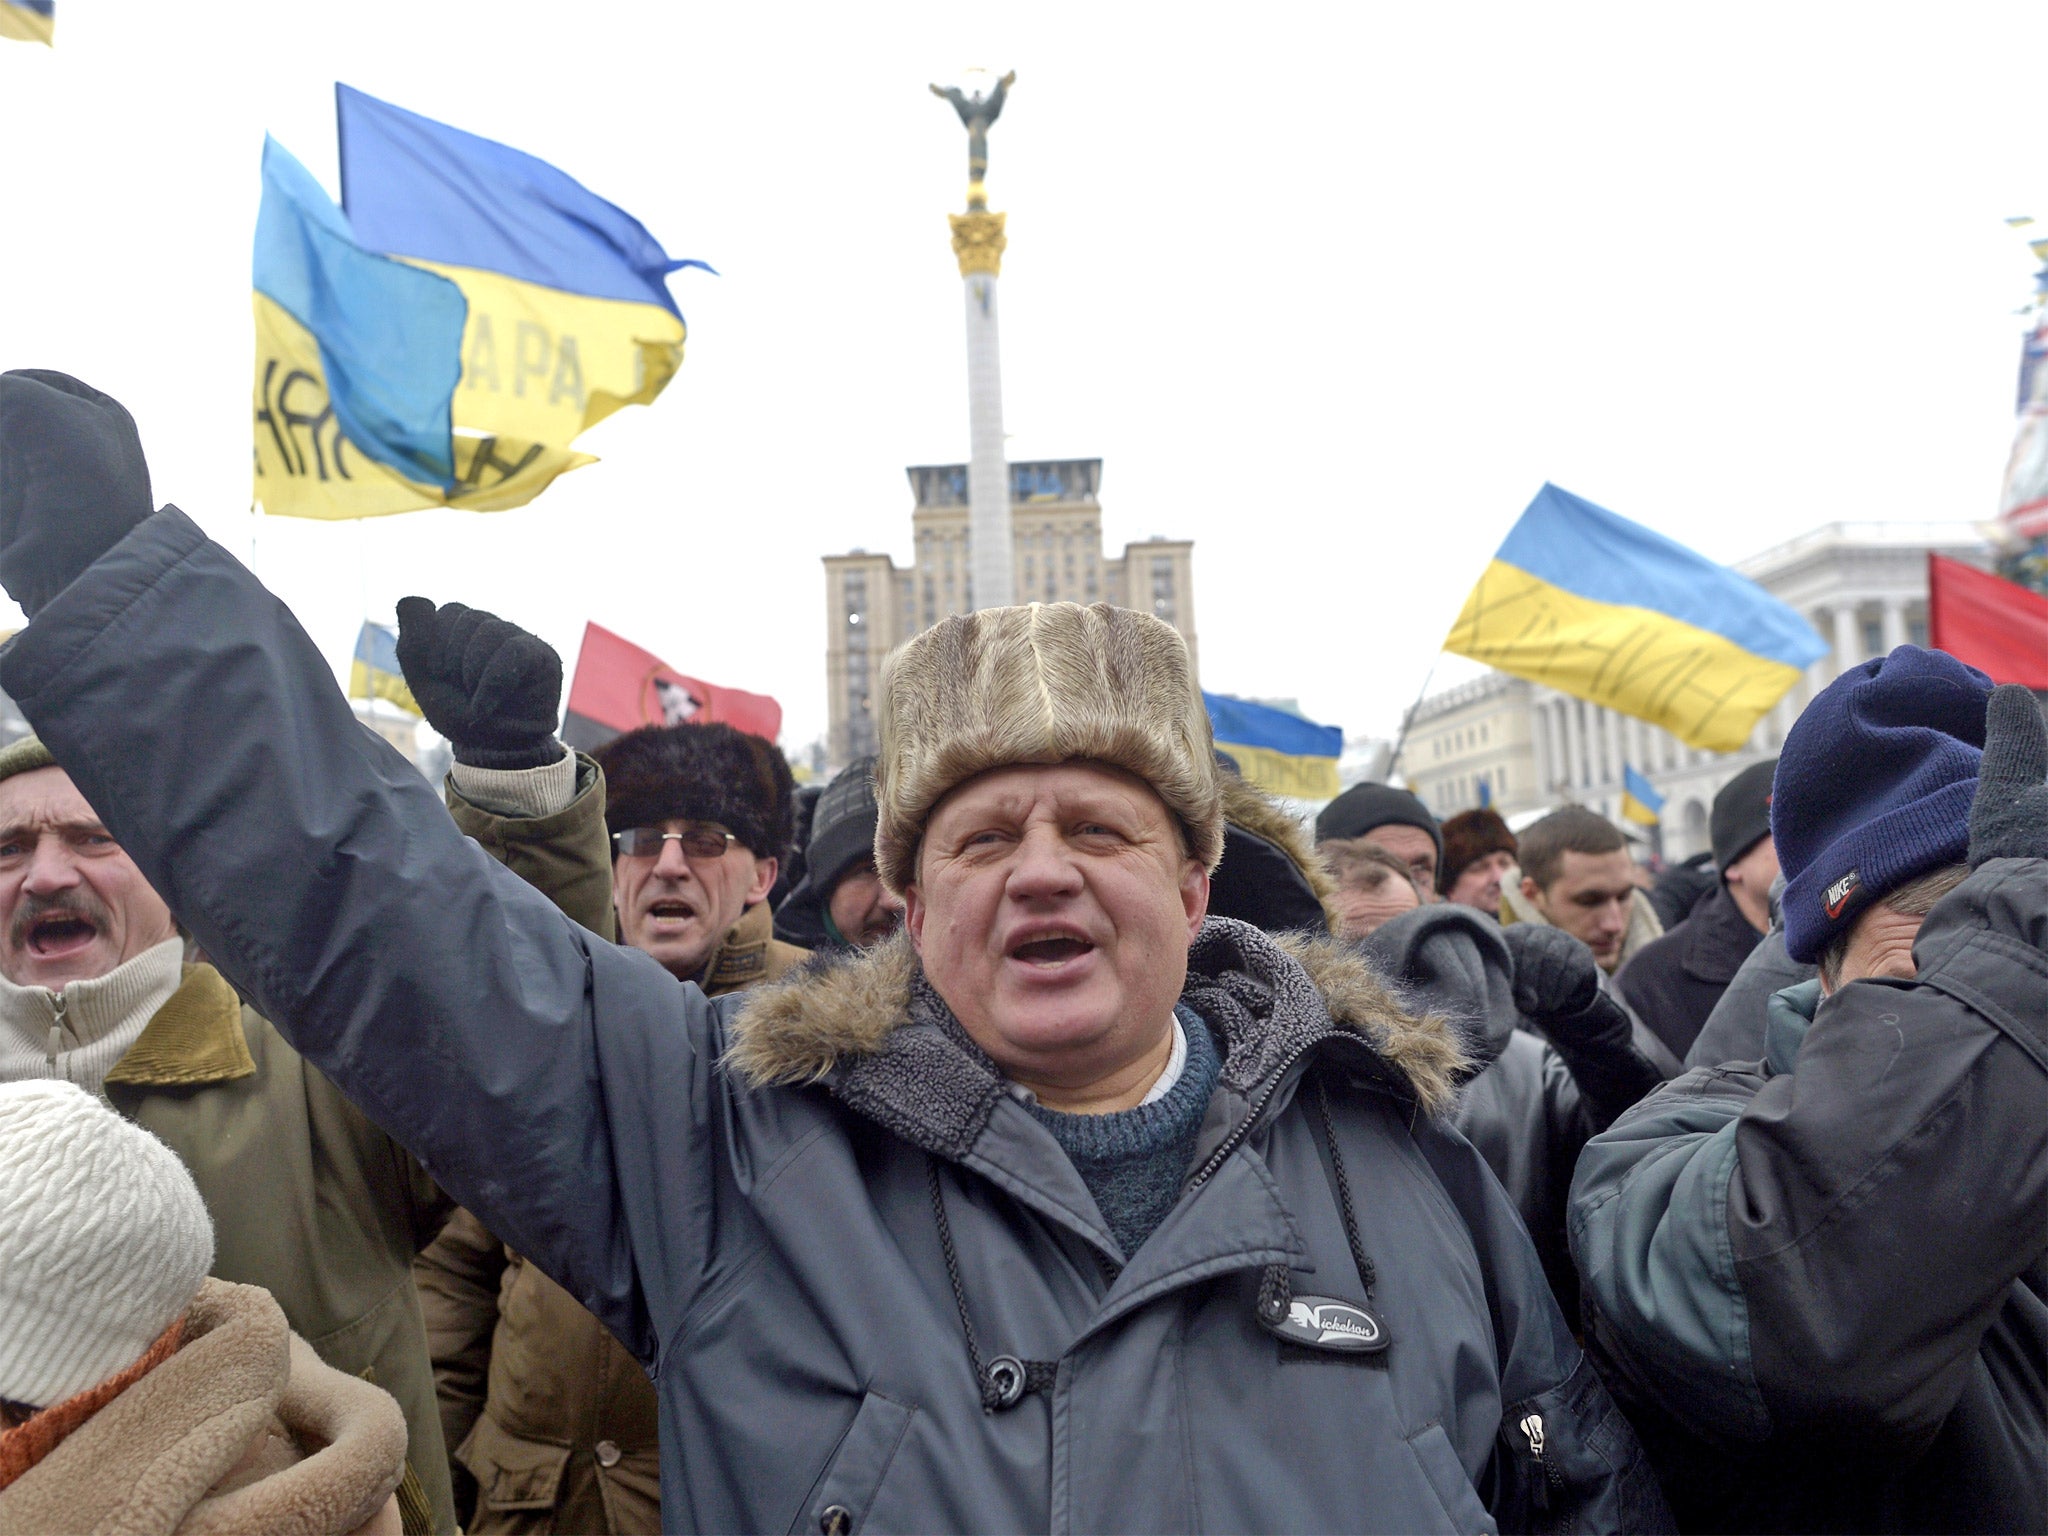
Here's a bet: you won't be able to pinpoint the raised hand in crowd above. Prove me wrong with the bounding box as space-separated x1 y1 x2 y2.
0 370 155 619
394 598 565 771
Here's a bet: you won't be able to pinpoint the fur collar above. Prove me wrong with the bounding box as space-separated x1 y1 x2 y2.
724 917 1464 1160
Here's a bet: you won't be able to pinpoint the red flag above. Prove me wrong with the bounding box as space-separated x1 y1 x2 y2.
1927 554 2048 688
563 622 782 751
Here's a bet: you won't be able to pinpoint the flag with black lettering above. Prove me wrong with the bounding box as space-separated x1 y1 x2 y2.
336 85 713 465
252 136 590 518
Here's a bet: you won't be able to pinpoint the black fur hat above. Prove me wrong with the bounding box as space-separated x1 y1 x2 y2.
594 722 795 862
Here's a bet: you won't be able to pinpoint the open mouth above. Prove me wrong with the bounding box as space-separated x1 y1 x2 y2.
1008 934 1095 967
646 899 698 925
25 912 99 958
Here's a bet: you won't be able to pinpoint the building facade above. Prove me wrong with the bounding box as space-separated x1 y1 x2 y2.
1402 673 1542 821
823 458 1197 764
1405 521 1990 860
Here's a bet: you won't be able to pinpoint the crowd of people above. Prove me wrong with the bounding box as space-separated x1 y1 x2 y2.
0 365 2041 1535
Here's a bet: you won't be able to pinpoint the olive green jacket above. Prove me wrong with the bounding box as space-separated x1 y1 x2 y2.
420 768 806 1533
105 965 456 1536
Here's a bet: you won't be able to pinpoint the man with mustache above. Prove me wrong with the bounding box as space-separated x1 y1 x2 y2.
0 382 617 1536
0 734 469 1534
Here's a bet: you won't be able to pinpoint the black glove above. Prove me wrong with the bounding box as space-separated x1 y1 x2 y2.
0 370 155 621
1500 923 1601 1022
394 596 564 770
1502 921 1663 1122
1969 683 2048 867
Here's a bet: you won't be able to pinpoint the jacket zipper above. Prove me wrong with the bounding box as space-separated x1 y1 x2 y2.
1519 1413 1565 1517
1185 1037 1323 1192
46 991 67 1080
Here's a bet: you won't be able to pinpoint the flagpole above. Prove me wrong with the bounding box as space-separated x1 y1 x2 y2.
1384 652 1442 785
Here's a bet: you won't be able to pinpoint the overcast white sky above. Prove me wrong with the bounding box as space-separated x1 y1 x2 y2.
2 4 2041 751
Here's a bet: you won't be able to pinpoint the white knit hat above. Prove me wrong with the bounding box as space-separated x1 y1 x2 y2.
0 1080 213 1408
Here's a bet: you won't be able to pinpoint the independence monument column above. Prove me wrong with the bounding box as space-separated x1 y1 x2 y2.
931 69 1016 610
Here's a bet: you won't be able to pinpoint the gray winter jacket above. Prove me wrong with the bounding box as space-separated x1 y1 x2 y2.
1569 864 2048 1532
4 509 1670 1535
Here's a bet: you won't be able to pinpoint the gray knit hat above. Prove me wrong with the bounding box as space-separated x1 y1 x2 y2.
0 1080 213 1408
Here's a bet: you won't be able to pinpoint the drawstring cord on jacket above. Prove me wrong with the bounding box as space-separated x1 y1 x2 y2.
926 1157 1060 1412
1254 1076 1390 1354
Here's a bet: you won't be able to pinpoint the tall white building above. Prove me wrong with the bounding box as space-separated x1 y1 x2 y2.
1406 521 1992 858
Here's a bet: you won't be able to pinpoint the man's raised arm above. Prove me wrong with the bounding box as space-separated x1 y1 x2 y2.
0 369 708 1363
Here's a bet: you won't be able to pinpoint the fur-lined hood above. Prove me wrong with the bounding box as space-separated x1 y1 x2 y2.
725 916 1465 1141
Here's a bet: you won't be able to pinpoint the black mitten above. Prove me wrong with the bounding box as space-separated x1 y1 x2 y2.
1969 684 2048 867
1500 922 1601 1023
394 596 564 770
0 370 155 620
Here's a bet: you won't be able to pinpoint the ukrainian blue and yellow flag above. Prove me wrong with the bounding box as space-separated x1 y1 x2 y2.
1203 692 1343 800
253 136 590 518
0 0 52 44
335 84 713 457
349 622 421 715
1445 484 1827 752
1620 765 1664 826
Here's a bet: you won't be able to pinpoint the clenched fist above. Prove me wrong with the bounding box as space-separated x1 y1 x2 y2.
394 597 564 770
0 370 155 621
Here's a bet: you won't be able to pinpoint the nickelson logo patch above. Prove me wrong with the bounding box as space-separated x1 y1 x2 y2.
1824 870 1861 920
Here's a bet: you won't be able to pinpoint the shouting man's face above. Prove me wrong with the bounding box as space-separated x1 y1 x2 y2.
906 762 1208 1111
0 766 177 990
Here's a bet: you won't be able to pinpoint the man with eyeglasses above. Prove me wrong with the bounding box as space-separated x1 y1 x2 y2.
592 722 808 992
417 708 806 1534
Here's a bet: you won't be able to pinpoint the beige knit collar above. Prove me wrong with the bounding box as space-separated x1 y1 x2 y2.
0 938 185 1058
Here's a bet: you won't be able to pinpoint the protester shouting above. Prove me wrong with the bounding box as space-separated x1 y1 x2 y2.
407 610 807 1535
1569 649 2048 1533
0 1081 411 1535
0 735 456 1532
0 370 1667 1533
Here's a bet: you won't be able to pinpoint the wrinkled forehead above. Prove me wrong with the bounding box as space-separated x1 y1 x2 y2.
926 759 1177 832
0 765 96 830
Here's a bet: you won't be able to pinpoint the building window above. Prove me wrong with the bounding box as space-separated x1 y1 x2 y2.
1907 611 1928 647
1862 617 1883 657
1150 558 1176 623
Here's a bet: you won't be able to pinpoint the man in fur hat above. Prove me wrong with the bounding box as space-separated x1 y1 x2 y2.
0 370 1666 1533
592 721 808 990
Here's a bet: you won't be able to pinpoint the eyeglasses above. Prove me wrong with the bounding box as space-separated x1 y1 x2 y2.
611 823 739 862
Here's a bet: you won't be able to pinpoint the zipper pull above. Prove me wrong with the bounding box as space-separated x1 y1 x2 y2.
46 990 67 1078
1519 1413 1551 1513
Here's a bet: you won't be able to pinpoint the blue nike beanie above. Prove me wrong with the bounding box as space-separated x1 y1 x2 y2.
1774 646 1991 964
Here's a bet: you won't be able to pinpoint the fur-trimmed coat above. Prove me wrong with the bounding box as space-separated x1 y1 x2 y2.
0 1279 407 1536
13 508 1669 1534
